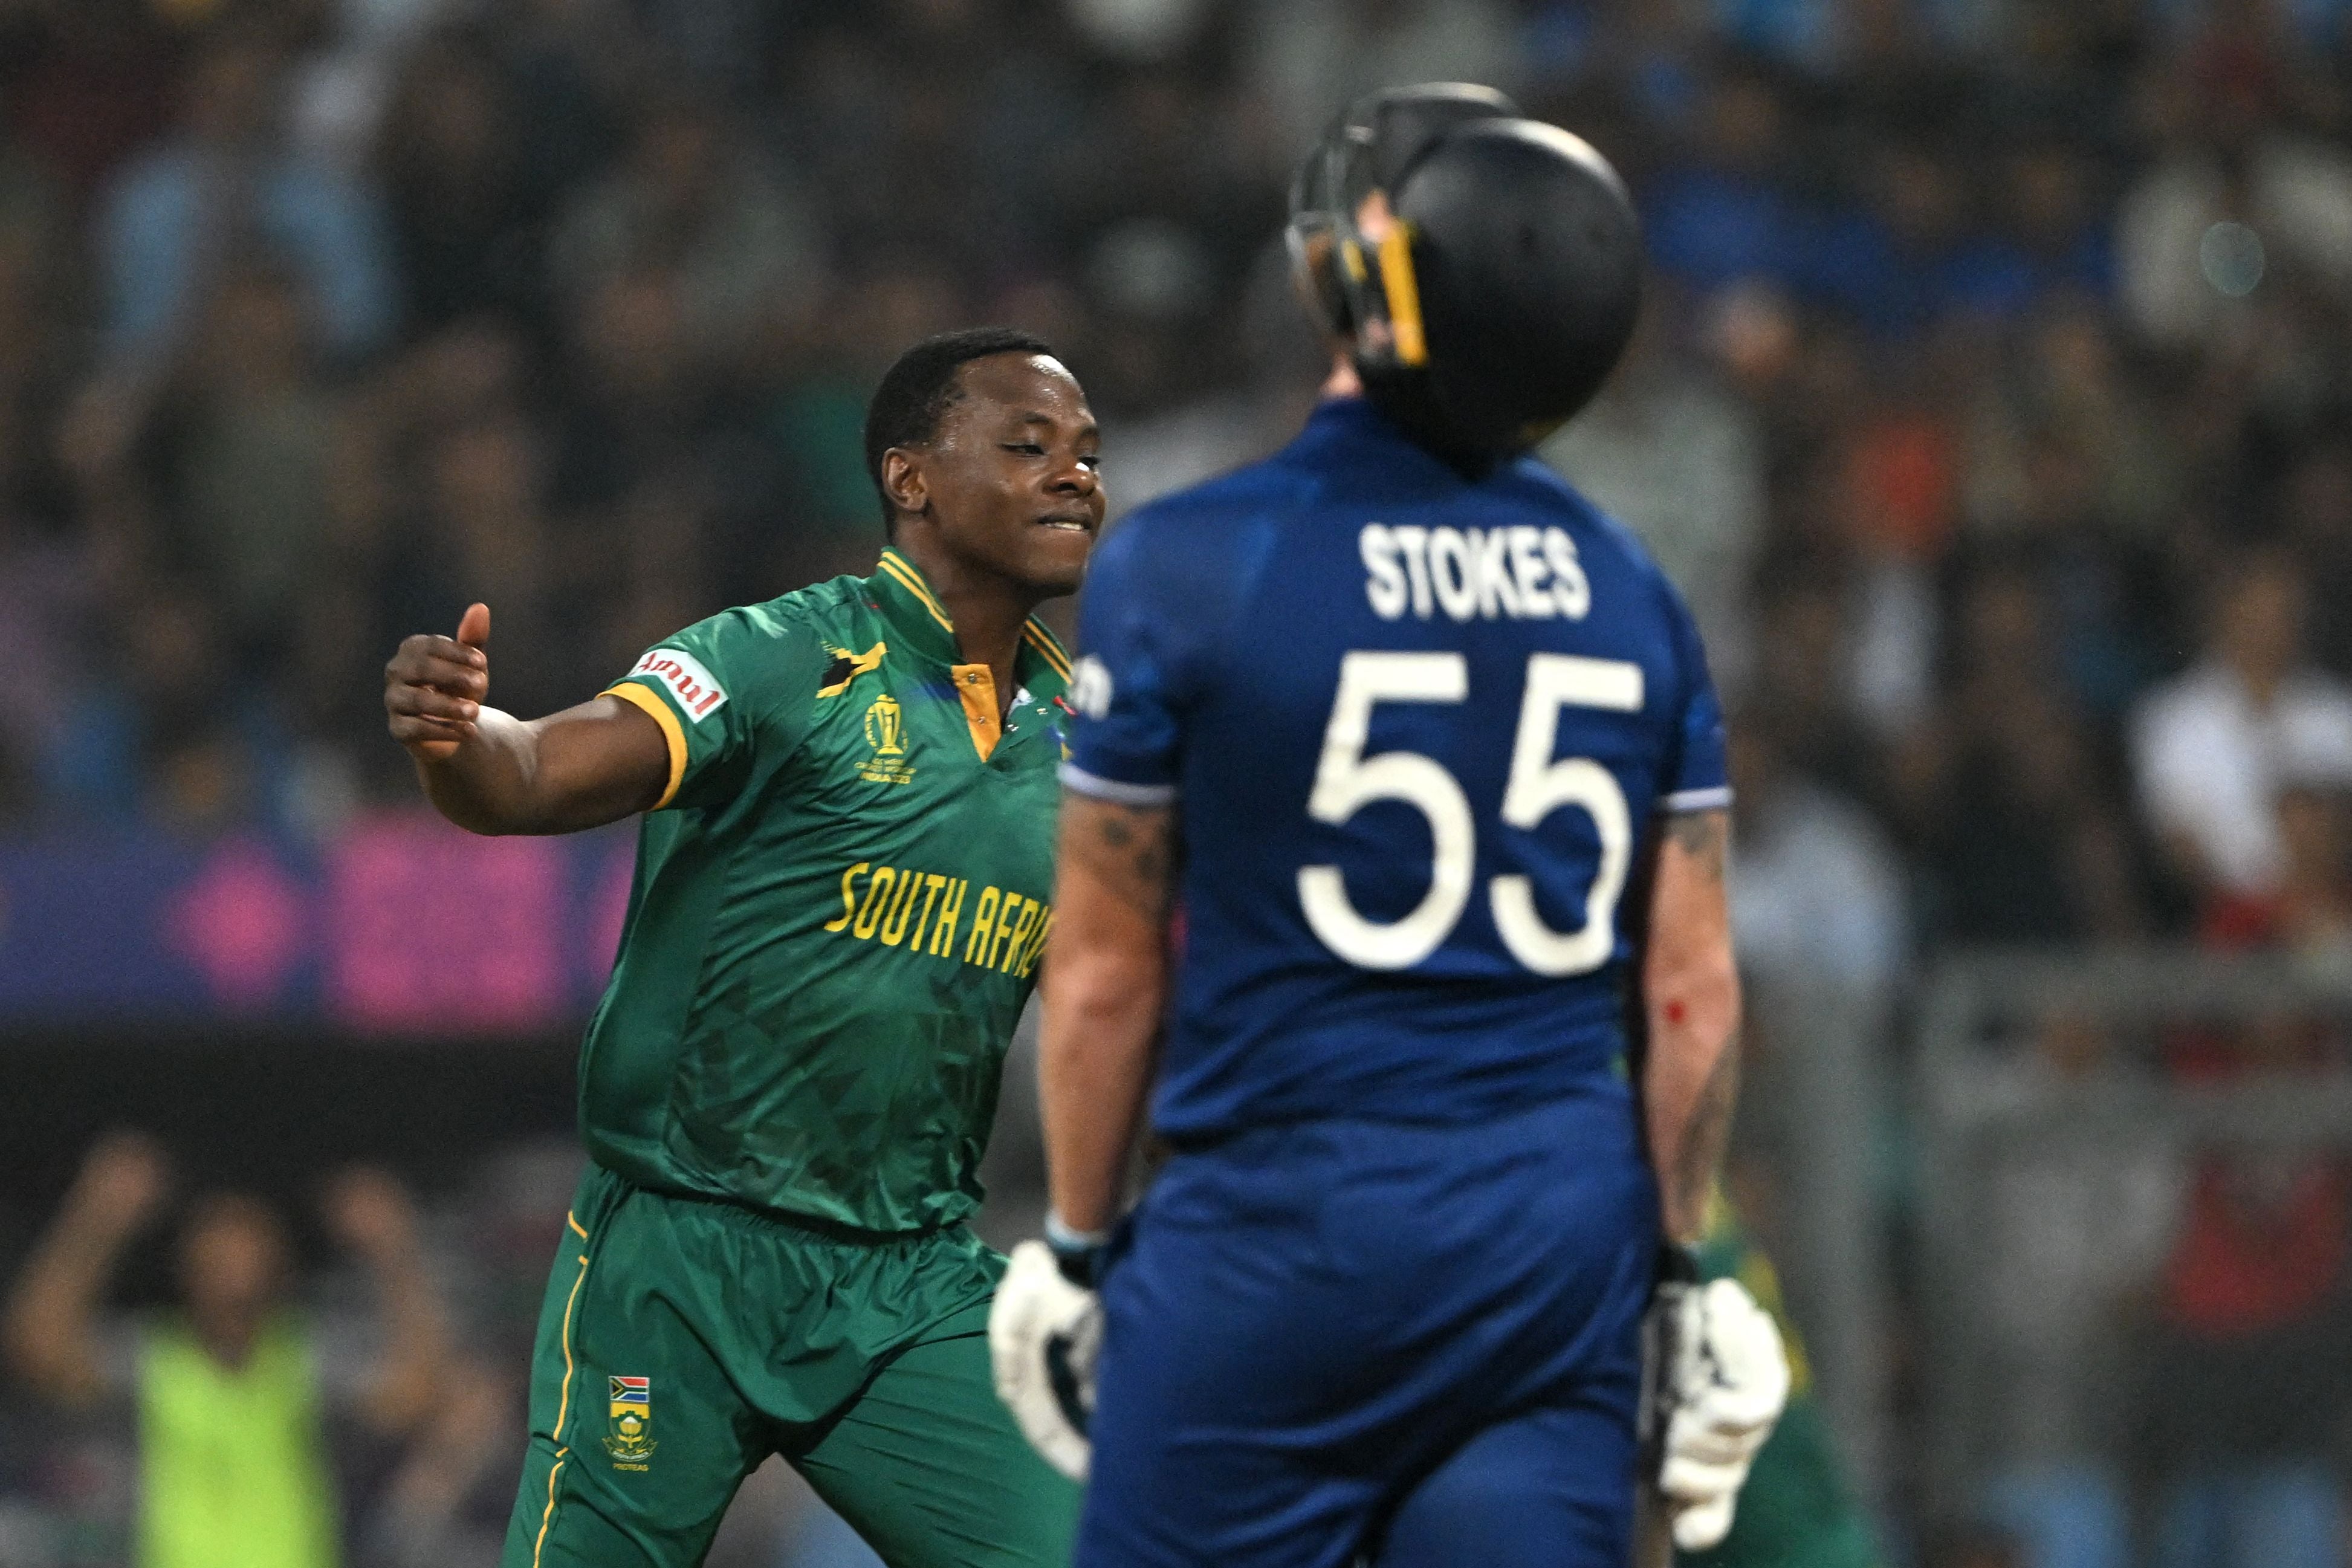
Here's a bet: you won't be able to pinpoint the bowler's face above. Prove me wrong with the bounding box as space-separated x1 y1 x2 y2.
922 353 1104 597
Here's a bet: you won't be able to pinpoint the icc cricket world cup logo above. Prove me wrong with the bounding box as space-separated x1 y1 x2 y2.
864 693 906 756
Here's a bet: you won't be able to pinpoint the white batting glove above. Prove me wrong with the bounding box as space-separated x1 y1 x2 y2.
1657 1276 1791 1551
988 1239 1102 1480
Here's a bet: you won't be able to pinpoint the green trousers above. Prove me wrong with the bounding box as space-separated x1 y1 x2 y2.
501 1164 1078 1568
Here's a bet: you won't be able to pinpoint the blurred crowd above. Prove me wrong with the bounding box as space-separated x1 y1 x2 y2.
0 0 2348 961
6 0 2352 1563
0 1130 920 1568
0 0 2345 953
0 1133 558 1568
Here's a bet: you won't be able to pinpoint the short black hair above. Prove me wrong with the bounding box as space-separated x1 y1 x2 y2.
863 326 1058 534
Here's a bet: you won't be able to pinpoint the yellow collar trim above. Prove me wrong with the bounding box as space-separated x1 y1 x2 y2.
876 550 955 635
1022 621 1071 681
880 549 1071 687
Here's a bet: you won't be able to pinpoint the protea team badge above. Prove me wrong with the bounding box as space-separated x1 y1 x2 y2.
604 1376 656 1468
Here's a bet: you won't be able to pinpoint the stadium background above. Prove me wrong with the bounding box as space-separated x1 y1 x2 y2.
3 0 2352 1564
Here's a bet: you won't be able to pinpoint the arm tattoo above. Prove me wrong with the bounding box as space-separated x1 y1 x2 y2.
1063 796 1180 922
1665 808 1728 883
1669 1042 1740 1233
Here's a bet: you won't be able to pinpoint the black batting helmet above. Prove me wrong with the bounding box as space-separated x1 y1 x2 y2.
1286 84 1644 471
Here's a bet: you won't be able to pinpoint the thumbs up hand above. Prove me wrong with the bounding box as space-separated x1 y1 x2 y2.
384 603 491 762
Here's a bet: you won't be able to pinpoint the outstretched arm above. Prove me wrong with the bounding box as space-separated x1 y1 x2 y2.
322 1169 456 1435
1638 808 1742 1244
1038 794 1179 1235
5 1134 169 1406
384 602 670 835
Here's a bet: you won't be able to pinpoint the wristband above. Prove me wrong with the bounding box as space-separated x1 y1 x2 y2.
1044 1210 1110 1288
1045 1210 1111 1251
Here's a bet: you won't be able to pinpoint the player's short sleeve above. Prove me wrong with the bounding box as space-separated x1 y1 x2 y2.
1659 578 1731 814
1061 522 1193 805
603 605 820 811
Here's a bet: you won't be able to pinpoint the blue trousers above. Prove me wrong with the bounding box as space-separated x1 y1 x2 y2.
1077 1088 1659 1568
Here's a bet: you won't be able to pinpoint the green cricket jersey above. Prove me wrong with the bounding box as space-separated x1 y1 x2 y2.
583 548 1074 1233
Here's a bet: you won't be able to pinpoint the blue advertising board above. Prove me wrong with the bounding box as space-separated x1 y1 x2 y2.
0 812 636 1034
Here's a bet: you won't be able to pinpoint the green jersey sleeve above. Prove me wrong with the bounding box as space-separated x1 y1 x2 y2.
601 603 832 812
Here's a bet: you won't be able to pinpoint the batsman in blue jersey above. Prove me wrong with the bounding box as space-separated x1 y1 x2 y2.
991 87 1790 1568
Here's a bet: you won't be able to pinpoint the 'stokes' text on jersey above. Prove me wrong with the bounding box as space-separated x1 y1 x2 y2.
1061 397 1728 1142
586 548 1072 1231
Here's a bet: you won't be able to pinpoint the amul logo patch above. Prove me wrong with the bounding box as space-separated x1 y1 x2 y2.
628 649 728 722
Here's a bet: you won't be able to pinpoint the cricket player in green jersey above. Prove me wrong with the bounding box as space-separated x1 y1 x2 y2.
381 328 1103 1568
1680 1194 1882 1568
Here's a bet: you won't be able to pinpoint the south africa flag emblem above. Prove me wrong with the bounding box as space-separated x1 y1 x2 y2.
604 1376 656 1466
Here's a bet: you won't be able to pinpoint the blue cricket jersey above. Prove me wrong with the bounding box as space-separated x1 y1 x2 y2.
1063 396 1728 1143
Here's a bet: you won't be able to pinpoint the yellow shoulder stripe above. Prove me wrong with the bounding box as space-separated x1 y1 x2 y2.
876 551 955 633
602 682 687 810
817 642 887 698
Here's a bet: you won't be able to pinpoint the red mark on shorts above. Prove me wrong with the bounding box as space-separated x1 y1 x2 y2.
1664 1000 1687 1025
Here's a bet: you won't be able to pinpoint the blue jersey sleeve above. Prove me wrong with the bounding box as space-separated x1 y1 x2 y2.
1659 579 1731 813
1061 519 1195 805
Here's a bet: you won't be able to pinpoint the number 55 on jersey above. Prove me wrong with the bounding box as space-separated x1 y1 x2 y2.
1059 436 1728 1142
